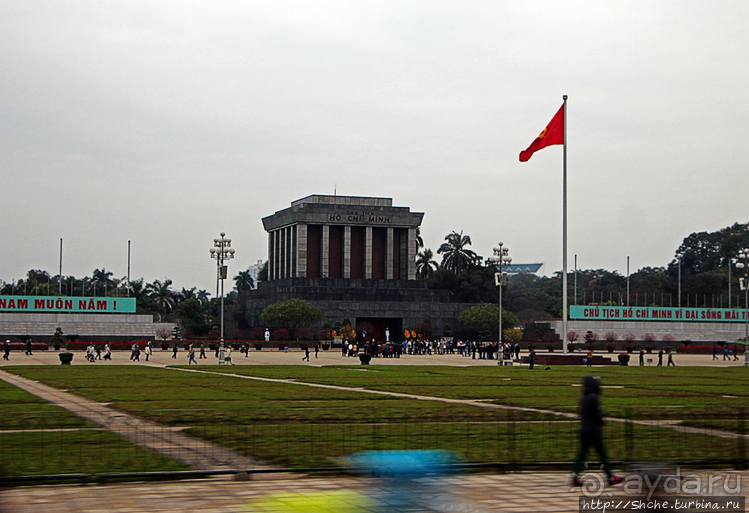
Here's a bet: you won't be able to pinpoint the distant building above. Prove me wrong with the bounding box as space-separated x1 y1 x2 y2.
504 263 543 274
246 260 264 289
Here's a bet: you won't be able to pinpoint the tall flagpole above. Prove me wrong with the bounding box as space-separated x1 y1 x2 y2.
562 95 568 355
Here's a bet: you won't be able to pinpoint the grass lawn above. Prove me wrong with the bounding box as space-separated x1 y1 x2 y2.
0 378 189 477
198 365 749 419
3 365 747 472
0 379 95 430
0 430 188 477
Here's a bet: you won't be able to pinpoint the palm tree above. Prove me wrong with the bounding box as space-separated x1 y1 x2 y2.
128 278 149 300
146 279 175 321
234 270 255 294
415 249 439 280
437 231 479 274
196 289 211 305
416 227 424 249
180 287 197 301
92 268 114 296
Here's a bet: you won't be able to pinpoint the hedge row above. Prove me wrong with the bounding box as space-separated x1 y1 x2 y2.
58 340 332 351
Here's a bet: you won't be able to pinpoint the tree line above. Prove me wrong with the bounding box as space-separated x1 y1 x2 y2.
418 222 749 326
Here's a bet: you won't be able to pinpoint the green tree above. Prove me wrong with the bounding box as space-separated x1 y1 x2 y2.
415 248 439 280
146 279 175 321
196 289 211 307
234 270 255 294
26 269 50 295
459 303 518 341
438 231 479 274
260 298 323 339
92 268 114 296
257 261 269 282
174 298 210 335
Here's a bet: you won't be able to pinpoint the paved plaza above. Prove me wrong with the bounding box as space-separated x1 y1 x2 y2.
1 345 744 368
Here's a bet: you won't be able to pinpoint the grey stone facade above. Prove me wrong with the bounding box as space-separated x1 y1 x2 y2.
262 195 422 281
240 278 470 341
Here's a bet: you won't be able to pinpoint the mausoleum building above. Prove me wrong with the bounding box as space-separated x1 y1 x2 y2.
238 195 471 341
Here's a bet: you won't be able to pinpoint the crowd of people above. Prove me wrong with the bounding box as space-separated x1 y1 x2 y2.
339 338 526 361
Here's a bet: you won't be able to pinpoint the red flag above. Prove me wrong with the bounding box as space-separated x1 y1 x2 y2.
519 104 564 162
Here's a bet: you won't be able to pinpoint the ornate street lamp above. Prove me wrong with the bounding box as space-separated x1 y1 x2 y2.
210 232 235 365
736 249 749 366
489 243 511 366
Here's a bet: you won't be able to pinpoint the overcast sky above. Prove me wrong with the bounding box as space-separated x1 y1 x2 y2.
2 1 747 294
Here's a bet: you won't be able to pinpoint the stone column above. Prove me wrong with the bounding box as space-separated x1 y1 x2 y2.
343 226 351 279
321 224 330 278
285 227 292 279
386 227 394 280
280 227 288 279
365 226 373 279
273 230 281 280
296 224 307 278
407 228 417 280
290 225 297 278
267 231 272 280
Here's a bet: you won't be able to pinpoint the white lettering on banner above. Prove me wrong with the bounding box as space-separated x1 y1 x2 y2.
569 305 749 323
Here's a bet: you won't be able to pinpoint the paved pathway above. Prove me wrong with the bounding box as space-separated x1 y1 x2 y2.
2 470 746 512
0 369 262 471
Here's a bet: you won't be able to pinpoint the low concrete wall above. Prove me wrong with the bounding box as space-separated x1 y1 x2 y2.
0 312 173 342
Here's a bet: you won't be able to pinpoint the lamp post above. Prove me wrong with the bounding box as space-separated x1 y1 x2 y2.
736 249 749 366
489 243 511 366
677 253 682 308
210 232 235 365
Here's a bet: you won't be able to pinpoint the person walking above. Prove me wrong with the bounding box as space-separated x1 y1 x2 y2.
667 352 675 366
302 346 310 361
132 343 140 362
224 345 234 365
315 343 320 359
571 376 623 487
528 348 536 370
199 342 206 359
3 339 10 360
713 345 718 360
188 344 197 365
172 343 179 359
144 340 153 361
586 348 593 367
103 342 112 360
639 349 645 366
657 349 663 366
25 339 33 355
